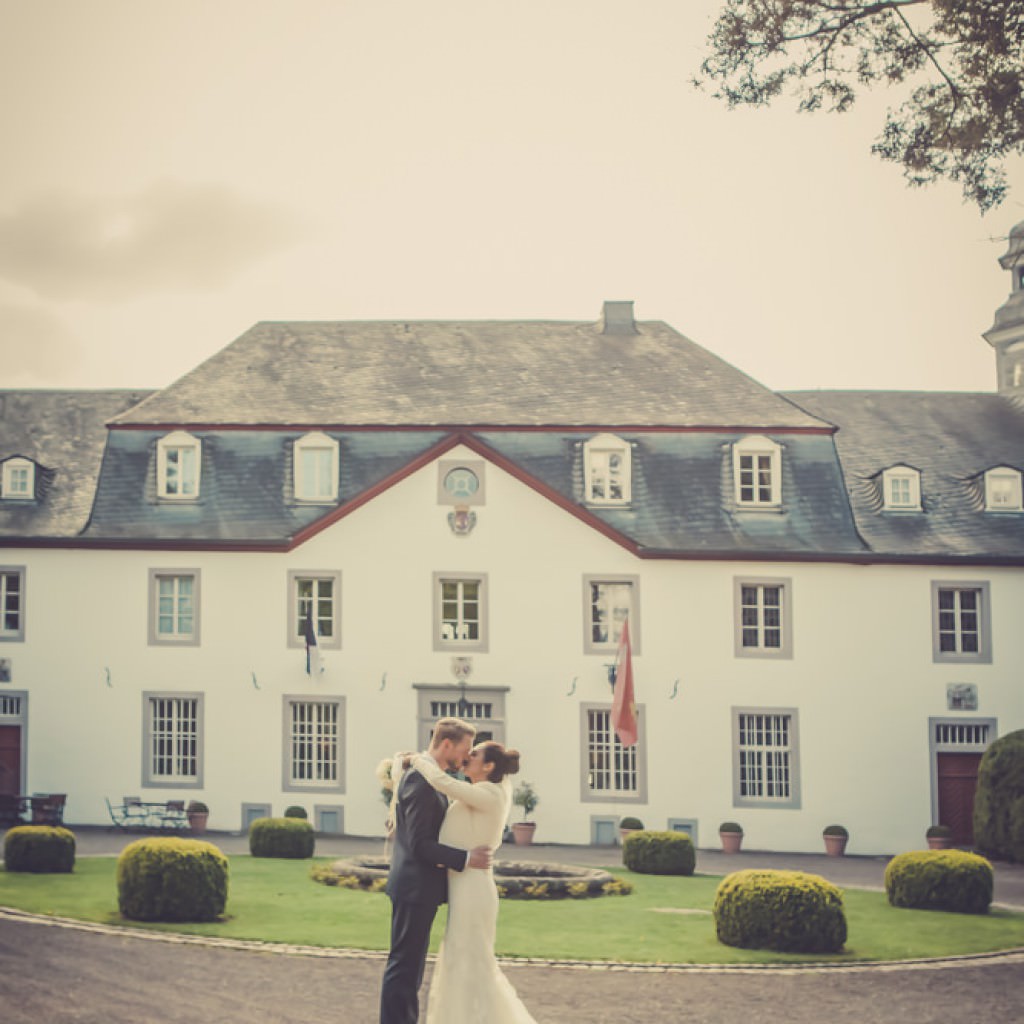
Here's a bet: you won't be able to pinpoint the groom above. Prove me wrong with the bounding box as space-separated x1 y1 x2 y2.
379 717 492 1024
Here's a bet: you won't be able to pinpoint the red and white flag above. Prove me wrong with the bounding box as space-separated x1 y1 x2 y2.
611 617 638 746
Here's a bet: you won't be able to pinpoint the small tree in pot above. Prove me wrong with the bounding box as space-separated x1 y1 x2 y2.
186 801 209 835
511 782 539 845
719 821 743 854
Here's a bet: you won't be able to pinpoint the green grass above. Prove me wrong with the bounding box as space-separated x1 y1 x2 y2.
2 857 1023 964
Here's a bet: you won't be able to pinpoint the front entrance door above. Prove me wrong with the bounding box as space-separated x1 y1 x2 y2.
0 724 22 795
936 752 983 846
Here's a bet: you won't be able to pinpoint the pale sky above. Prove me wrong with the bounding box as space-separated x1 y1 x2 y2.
1 0 1021 395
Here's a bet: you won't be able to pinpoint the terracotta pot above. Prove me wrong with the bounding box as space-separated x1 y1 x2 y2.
823 834 848 856
511 822 536 846
719 830 743 854
187 812 208 835
927 836 952 850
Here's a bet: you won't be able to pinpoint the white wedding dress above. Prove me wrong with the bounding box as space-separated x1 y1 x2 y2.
412 756 539 1024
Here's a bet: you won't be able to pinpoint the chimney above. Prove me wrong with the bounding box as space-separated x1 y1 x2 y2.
600 300 637 334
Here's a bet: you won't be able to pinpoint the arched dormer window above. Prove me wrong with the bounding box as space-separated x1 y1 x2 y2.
583 433 631 504
732 435 782 508
157 431 201 499
882 465 922 511
1 457 35 500
984 466 1023 511
294 432 339 502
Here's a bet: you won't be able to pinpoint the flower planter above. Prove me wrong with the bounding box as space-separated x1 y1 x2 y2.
187 812 208 835
823 834 848 856
926 835 953 850
511 822 536 846
719 830 743 854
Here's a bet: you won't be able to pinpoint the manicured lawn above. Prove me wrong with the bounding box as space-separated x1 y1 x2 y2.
2 856 1024 965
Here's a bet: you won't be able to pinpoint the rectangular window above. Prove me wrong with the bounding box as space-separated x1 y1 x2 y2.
889 477 910 505
433 573 488 652
148 570 200 646
733 708 800 808
583 575 639 653
734 578 791 658
2 461 33 499
0 567 25 642
739 453 773 504
299 447 334 500
589 450 627 502
283 696 346 793
287 571 342 650
932 582 991 663
580 705 646 803
164 446 198 497
144 694 202 786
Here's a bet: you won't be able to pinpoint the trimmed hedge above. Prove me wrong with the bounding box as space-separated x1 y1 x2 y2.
249 816 315 859
622 830 695 876
284 805 308 819
973 728 1024 863
117 837 228 922
714 869 847 953
3 825 76 873
884 850 993 914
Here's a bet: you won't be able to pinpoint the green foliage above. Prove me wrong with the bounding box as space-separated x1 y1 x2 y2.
618 815 644 830
3 825 76 873
719 821 743 833
284 805 309 819
512 781 539 820
885 850 993 914
116 837 228 922
974 728 1024 863
696 0 1024 210
622 830 696 876
249 817 315 859
823 824 849 838
714 869 847 953
186 801 208 814
926 824 952 839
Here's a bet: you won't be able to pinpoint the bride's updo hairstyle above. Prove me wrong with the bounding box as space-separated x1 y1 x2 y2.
480 742 521 783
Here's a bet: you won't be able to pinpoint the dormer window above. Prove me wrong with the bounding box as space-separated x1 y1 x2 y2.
733 435 781 508
984 467 1023 511
583 434 631 505
1 458 34 500
882 465 922 511
294 432 339 502
157 431 201 499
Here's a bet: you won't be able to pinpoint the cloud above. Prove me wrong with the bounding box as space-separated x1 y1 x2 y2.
0 181 301 301
0 302 81 383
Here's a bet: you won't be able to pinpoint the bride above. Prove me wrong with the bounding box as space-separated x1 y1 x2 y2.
410 741 540 1023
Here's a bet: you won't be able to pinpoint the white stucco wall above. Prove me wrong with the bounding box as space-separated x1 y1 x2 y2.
3 444 1022 854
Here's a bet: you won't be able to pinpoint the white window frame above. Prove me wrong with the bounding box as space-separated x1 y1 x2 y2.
433 572 488 652
0 566 25 642
147 569 201 646
732 708 800 809
882 465 922 510
734 577 792 658
580 703 647 803
932 581 992 664
287 570 342 650
583 433 632 505
1 458 34 500
282 695 346 793
732 435 782 508
984 467 1023 512
142 692 203 788
293 431 339 503
583 574 640 654
157 430 201 500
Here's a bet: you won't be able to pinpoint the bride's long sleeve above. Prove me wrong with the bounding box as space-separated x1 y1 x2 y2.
412 754 503 812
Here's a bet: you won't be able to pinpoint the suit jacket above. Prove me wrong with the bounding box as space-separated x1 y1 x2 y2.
385 765 467 905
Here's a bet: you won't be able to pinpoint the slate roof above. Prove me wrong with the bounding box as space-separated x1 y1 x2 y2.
0 390 152 538
783 390 1024 559
109 319 828 429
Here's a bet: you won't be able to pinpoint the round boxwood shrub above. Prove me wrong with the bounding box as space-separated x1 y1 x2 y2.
3 825 76 873
117 837 228 922
973 728 1024 863
249 816 315 859
884 850 993 914
622 830 695 876
714 869 847 953
284 805 308 819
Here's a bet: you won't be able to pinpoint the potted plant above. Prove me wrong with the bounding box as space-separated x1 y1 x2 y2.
619 815 644 843
926 824 953 850
823 824 849 856
719 821 743 854
511 781 538 845
186 800 209 834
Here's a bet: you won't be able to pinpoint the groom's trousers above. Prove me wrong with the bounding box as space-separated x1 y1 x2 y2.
380 897 439 1024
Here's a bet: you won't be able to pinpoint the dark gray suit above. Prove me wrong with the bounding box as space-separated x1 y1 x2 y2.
380 765 467 1024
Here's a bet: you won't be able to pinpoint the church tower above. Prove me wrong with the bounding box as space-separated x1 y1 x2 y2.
984 221 1024 399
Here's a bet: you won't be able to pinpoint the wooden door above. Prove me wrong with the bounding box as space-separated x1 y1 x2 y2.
936 752 983 846
0 724 21 795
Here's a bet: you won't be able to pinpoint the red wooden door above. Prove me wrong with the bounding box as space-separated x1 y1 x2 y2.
0 724 21 795
937 752 983 846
